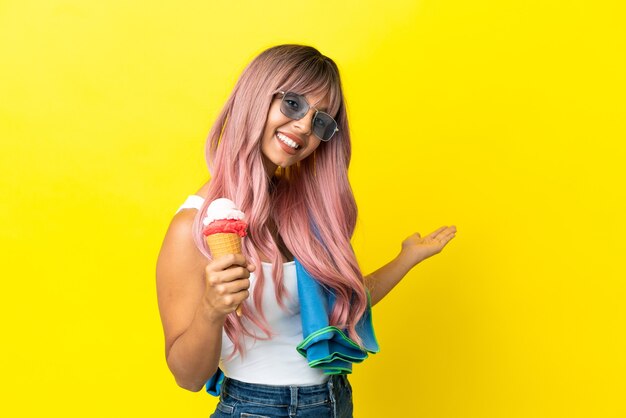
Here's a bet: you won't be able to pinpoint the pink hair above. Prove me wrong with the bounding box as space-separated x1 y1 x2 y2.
193 45 366 358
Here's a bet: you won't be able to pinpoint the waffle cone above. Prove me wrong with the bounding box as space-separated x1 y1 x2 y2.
205 233 242 258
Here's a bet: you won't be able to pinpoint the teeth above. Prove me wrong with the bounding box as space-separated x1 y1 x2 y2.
276 132 299 149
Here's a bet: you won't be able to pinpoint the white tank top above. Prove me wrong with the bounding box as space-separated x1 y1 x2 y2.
177 195 328 385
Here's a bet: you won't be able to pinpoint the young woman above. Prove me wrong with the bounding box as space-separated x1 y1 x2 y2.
156 44 456 418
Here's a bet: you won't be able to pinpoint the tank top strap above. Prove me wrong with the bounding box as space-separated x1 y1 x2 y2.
176 195 205 214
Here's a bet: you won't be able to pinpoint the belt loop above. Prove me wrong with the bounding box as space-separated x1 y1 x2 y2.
220 377 228 397
328 376 337 417
289 385 298 417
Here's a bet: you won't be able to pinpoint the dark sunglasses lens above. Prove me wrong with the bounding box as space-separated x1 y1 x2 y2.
281 92 308 119
313 113 338 141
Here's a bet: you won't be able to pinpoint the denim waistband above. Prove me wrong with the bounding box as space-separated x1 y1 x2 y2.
221 375 340 408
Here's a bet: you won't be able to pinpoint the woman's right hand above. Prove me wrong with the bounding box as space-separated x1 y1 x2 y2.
203 253 255 320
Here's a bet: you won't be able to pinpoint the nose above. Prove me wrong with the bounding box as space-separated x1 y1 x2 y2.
292 109 315 136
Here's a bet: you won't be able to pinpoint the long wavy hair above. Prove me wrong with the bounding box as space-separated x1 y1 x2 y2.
193 44 366 358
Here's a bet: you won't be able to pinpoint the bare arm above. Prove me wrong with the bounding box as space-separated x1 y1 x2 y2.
156 210 253 391
365 225 457 306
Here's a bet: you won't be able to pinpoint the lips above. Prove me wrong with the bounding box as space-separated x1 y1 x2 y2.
278 131 304 147
275 131 304 155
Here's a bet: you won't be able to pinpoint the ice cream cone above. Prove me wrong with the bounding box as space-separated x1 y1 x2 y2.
205 233 242 259
205 233 244 316
203 198 248 318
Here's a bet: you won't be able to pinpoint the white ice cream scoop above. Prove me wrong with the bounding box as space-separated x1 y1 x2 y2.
203 198 245 226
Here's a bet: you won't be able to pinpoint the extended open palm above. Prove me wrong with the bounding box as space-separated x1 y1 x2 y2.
401 225 457 267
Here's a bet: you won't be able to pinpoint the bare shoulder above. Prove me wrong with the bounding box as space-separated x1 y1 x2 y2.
156 179 211 288
157 207 207 282
158 179 210 274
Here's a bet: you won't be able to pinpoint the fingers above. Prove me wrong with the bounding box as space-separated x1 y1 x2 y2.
437 226 457 246
207 253 254 276
204 256 252 315
209 253 250 270
439 232 456 245
427 225 456 238
211 287 250 313
426 226 448 238
207 265 250 284
210 277 251 297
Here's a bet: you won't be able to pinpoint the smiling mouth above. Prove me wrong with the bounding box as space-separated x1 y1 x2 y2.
276 132 301 150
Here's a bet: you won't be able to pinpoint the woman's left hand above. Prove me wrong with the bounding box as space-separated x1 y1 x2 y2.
400 225 457 268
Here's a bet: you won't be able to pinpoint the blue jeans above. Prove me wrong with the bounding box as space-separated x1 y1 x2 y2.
209 375 353 418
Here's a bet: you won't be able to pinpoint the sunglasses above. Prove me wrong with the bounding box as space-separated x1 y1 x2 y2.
277 91 339 141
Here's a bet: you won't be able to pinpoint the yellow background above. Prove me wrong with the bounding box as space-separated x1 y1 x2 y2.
1 1 624 417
